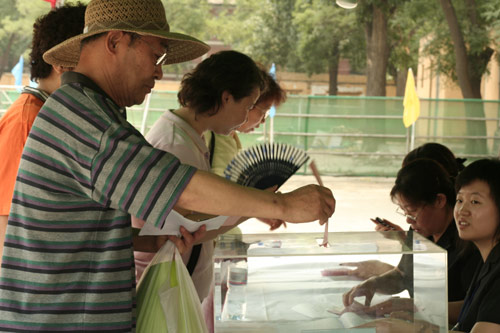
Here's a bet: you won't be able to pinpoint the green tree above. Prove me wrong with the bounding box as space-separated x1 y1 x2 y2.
355 0 399 96
207 0 298 69
161 0 211 76
294 0 365 95
387 1 436 96
425 0 496 154
0 1 85 74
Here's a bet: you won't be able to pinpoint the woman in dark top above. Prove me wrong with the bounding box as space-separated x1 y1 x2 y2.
452 159 500 332
343 159 481 322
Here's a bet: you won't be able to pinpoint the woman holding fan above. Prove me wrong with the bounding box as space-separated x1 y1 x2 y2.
132 50 264 301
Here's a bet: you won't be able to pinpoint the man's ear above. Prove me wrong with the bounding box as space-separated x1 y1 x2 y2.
221 90 232 105
105 31 127 54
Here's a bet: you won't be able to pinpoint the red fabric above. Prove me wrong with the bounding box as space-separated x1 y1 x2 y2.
43 0 57 8
0 93 44 215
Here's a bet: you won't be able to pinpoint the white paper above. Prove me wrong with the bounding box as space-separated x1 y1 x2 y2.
139 210 228 236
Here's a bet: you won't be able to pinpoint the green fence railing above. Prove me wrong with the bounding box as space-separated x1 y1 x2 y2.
2 86 500 177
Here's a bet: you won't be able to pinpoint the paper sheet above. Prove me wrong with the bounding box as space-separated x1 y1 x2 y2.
139 210 228 237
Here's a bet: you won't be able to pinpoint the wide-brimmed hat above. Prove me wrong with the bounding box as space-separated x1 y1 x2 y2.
43 0 210 67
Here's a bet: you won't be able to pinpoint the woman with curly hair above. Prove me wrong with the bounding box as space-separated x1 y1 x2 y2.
0 2 86 267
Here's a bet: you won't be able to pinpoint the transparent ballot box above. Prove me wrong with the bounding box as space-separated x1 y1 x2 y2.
213 232 448 332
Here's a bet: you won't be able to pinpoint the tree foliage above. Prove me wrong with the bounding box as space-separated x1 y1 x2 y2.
0 0 89 73
294 0 365 94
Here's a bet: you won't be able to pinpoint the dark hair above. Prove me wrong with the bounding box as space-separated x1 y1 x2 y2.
256 67 286 107
455 158 500 242
177 50 265 116
391 158 455 208
30 3 86 81
402 142 465 179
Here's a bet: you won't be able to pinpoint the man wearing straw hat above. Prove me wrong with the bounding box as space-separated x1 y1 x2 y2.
0 0 335 330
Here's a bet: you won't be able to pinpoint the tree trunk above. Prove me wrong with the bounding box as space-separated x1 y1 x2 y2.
328 42 340 96
395 69 408 97
438 0 493 154
387 62 408 97
364 5 389 97
438 0 475 98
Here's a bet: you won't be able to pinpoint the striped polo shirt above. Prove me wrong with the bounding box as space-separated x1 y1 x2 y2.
0 72 196 332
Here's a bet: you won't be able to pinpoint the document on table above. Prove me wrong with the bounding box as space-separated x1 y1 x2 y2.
139 210 228 237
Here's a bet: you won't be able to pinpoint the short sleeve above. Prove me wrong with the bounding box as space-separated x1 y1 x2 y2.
91 121 196 229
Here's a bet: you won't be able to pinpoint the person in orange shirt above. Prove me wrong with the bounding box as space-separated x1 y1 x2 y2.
0 3 86 263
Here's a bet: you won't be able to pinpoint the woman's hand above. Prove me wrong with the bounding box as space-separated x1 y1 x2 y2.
371 218 404 232
343 277 377 307
166 225 207 255
132 225 206 255
338 260 395 280
363 298 417 317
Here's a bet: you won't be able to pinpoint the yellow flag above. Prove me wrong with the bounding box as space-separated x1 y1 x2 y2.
403 68 420 128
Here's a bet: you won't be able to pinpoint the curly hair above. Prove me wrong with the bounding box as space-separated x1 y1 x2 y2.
30 2 86 81
177 50 265 116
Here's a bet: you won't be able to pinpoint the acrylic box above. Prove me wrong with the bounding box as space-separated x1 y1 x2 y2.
213 231 448 333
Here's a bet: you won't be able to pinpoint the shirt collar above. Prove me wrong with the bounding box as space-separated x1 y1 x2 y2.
436 221 457 250
22 86 50 102
60 72 126 114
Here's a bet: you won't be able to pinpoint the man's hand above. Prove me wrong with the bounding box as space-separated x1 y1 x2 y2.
280 184 335 225
258 217 287 231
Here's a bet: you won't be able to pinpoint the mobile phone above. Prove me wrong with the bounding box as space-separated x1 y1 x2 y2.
374 217 395 229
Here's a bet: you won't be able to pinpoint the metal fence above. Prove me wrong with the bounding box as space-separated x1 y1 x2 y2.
2 86 500 176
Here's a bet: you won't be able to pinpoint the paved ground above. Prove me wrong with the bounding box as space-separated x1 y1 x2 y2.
239 175 409 234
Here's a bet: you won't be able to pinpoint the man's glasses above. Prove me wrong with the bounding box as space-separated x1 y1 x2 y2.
395 206 424 222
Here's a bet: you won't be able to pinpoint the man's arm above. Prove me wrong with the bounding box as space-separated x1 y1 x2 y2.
176 170 335 224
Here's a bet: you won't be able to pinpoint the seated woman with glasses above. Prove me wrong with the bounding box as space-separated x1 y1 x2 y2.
339 143 468 279
342 158 481 326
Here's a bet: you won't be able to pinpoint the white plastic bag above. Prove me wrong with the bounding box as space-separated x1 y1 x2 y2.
136 241 208 333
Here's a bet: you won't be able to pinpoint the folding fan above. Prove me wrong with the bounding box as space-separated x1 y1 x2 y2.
224 142 309 190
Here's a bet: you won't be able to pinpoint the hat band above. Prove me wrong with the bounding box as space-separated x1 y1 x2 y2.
84 20 170 34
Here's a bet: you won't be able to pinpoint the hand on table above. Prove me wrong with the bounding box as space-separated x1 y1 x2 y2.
338 260 395 280
362 297 417 317
355 313 439 333
343 277 377 307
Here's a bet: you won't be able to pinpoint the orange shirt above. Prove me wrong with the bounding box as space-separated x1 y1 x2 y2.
0 92 46 215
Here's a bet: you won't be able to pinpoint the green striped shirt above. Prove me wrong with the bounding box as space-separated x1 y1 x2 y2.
0 72 195 332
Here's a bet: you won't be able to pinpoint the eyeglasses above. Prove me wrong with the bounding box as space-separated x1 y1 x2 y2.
136 35 168 66
395 205 424 221
252 104 270 118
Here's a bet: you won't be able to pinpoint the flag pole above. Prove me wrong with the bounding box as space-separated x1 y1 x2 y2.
410 123 415 150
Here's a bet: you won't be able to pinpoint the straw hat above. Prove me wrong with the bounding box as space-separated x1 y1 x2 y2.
43 0 210 67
